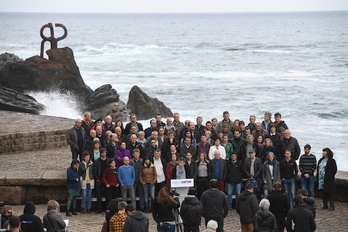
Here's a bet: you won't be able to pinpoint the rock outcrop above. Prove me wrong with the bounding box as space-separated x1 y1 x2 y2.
0 87 44 114
0 47 92 102
0 49 173 120
85 84 129 120
127 85 173 120
0 52 23 70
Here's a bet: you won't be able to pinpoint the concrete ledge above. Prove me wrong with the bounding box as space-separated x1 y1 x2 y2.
41 170 66 186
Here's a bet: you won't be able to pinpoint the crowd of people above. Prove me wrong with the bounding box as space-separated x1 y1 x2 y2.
0 111 337 231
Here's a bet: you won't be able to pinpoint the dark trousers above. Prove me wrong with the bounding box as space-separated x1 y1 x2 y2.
205 217 224 232
105 185 118 210
95 180 105 211
322 191 335 207
133 181 145 210
183 225 199 232
155 181 166 197
196 178 209 199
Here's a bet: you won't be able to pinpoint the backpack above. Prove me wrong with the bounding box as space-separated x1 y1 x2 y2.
182 203 202 226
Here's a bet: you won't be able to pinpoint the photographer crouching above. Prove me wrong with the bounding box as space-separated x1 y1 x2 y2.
152 187 180 232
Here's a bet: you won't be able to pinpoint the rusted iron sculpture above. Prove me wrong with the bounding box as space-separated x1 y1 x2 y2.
40 23 68 58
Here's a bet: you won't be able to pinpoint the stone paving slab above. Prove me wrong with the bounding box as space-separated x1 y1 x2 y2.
8 199 348 232
0 110 75 136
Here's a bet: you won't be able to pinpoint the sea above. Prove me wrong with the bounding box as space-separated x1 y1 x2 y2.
0 11 347 170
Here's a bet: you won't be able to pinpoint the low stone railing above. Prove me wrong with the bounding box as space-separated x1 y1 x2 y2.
0 130 68 154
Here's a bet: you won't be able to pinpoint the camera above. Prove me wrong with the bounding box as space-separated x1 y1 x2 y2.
169 188 180 197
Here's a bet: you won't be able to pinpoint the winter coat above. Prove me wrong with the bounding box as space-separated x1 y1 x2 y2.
67 167 80 190
303 197 316 218
19 201 44 232
139 163 157 184
279 136 301 160
201 189 229 220
267 190 289 230
253 209 278 232
152 197 180 224
236 190 259 224
78 161 94 189
180 196 203 226
262 161 281 191
286 205 316 232
43 211 66 232
225 160 243 184
123 211 149 232
316 157 337 192
66 126 86 152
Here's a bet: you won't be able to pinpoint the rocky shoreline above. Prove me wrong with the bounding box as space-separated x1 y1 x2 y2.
0 48 173 120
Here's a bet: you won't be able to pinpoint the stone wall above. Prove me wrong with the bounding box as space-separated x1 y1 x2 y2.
0 129 68 154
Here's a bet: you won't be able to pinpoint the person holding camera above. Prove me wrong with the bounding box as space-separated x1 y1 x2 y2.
152 187 180 232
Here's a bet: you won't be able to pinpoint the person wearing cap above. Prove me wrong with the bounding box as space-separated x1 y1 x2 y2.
200 179 229 232
91 118 105 131
180 188 203 232
123 204 149 232
262 152 281 198
299 144 317 198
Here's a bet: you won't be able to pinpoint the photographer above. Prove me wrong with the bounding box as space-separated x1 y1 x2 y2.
152 187 180 232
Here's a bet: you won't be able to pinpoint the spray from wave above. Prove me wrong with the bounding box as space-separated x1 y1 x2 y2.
28 91 81 119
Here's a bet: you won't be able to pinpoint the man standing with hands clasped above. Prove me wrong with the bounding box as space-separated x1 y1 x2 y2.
118 156 136 208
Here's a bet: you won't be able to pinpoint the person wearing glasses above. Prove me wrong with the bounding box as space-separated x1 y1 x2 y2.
1 205 13 229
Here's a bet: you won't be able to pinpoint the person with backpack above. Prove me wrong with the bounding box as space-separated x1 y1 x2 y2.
180 188 203 232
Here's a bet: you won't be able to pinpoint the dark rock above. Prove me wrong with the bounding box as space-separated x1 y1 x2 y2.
0 52 23 70
127 85 173 120
85 84 129 120
0 48 92 101
0 87 45 114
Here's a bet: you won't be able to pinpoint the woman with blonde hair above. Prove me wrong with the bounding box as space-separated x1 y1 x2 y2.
43 200 66 232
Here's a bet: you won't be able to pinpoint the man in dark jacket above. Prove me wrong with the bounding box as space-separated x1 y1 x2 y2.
230 130 246 161
66 118 86 160
180 188 203 232
226 152 243 209
124 113 144 135
201 179 229 232
278 129 301 160
236 183 259 232
280 150 298 207
298 189 316 218
286 196 316 232
243 149 263 200
93 148 108 213
267 182 289 232
123 204 149 232
19 201 44 232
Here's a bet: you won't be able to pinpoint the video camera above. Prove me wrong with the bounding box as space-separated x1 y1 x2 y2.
169 188 180 197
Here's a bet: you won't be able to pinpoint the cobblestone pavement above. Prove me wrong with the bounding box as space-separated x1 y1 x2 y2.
9 199 348 232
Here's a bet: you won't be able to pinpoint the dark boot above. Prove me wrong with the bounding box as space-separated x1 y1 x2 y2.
87 209 91 214
81 208 86 214
72 209 77 215
320 205 328 210
66 211 72 216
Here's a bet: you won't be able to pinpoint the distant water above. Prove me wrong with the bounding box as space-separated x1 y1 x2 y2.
0 12 347 170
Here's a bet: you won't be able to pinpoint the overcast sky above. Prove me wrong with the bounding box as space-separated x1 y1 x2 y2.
1 0 348 13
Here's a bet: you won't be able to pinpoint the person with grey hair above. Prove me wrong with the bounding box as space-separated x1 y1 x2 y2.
202 219 218 232
66 118 86 160
253 198 278 232
262 152 281 198
208 150 227 192
262 112 273 132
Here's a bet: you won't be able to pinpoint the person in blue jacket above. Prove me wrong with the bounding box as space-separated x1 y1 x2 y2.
66 159 80 216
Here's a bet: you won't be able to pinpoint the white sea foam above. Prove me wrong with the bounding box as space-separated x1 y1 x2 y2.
28 91 81 119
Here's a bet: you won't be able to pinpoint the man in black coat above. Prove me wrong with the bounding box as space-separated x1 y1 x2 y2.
19 201 44 232
267 182 289 232
286 196 316 232
200 179 229 232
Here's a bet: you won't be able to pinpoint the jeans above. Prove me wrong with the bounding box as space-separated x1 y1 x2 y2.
227 183 241 208
81 184 92 210
143 183 155 208
121 184 136 208
300 175 315 197
134 182 145 210
283 179 295 207
157 222 175 232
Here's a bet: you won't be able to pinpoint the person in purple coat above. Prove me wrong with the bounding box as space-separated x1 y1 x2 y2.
115 141 131 167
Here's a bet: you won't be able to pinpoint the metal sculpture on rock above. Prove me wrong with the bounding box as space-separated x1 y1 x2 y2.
40 23 68 58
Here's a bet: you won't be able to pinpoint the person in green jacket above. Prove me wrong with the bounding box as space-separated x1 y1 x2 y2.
78 151 94 214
